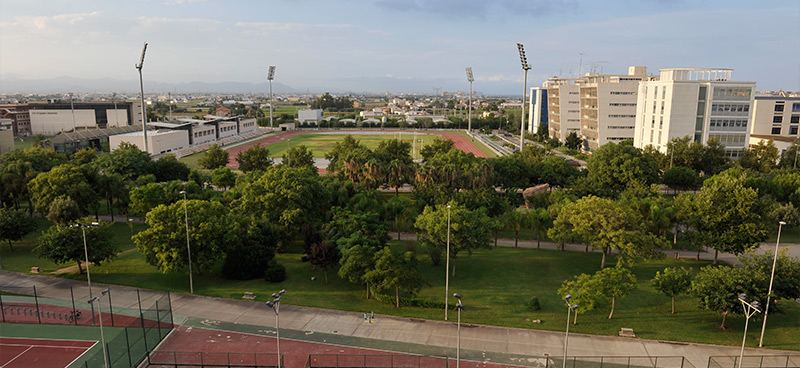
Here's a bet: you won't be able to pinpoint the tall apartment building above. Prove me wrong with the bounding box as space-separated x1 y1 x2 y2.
749 93 800 154
633 68 756 158
579 66 648 150
527 87 548 134
546 77 581 142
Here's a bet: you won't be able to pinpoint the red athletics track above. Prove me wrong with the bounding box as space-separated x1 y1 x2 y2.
223 130 488 170
151 326 525 368
0 337 95 368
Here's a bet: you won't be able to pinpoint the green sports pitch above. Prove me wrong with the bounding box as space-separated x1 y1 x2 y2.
264 132 449 159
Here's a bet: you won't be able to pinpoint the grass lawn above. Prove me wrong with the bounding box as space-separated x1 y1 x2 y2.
263 132 447 159
767 225 800 244
1 218 148 274
177 131 275 169
14 137 36 151
62 240 800 350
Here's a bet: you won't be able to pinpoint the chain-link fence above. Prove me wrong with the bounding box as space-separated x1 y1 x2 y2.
305 355 694 368
144 351 282 367
0 285 173 368
707 355 800 368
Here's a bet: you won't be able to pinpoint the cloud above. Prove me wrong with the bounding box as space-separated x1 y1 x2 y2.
373 0 576 19
164 0 209 5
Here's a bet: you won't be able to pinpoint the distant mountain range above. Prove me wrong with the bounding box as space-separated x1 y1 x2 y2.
0 75 522 96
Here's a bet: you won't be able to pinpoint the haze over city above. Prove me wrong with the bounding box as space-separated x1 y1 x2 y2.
1 0 799 95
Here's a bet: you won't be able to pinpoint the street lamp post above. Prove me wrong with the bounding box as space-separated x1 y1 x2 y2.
72 222 100 326
563 295 579 368
266 289 286 367
128 218 134 246
88 288 111 368
69 92 77 131
759 220 787 347
737 293 762 368
517 43 531 151
444 205 452 321
465 68 474 133
268 66 276 129
179 190 194 294
454 293 464 368
135 42 149 153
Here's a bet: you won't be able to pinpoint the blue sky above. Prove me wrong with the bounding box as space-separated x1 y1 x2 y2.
1 0 798 95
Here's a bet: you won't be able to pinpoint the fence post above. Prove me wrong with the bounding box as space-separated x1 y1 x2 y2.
628 357 631 368
137 289 148 351
70 287 78 326
156 300 162 340
0 290 5 323
125 327 132 367
167 291 174 329
107 288 114 327
680 357 685 368
600 356 604 368
33 285 41 324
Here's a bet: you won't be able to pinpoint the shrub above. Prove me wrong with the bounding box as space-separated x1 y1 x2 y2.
265 260 287 282
527 296 541 310
222 243 273 280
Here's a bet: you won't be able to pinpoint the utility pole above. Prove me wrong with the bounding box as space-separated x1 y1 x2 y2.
135 42 149 154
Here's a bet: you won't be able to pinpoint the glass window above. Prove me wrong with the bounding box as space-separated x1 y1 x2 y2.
773 116 783 123
790 126 798 135
771 127 781 134
792 103 800 112
775 104 785 112
699 86 707 100
791 115 799 124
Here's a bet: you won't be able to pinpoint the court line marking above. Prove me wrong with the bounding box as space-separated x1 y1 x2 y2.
1 346 33 367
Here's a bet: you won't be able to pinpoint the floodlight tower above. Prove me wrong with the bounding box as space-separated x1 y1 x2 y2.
135 42 149 154
268 65 276 129
465 67 474 133
517 43 531 151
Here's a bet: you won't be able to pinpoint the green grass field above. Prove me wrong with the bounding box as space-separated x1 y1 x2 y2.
264 132 447 159
66 239 800 350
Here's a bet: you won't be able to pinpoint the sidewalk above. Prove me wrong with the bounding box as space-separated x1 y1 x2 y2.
1 271 795 368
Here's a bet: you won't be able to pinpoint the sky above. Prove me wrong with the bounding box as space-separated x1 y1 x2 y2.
1 0 799 95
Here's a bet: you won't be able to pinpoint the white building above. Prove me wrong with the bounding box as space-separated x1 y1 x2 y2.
546 77 582 142
748 93 800 154
108 116 258 155
528 87 548 134
28 102 142 135
579 66 648 150
633 68 756 158
298 109 323 124
109 130 189 155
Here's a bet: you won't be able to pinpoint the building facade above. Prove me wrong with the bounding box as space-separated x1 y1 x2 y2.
28 101 142 135
546 78 581 142
579 66 648 151
0 104 32 137
298 109 323 124
528 87 548 134
748 93 800 154
633 68 756 158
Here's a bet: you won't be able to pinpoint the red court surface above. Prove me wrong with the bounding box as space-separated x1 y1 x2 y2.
0 337 95 368
151 326 524 368
224 130 487 170
1 302 168 328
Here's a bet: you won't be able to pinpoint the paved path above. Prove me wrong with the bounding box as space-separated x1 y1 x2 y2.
1 272 795 368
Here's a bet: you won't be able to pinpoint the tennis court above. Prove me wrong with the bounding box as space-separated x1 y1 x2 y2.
0 337 95 368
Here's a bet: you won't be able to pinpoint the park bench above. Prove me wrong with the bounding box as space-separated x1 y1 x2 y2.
242 292 256 300
619 328 636 337
30 267 41 273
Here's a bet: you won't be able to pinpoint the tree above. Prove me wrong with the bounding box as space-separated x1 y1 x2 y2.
557 273 604 325
35 221 116 274
698 137 730 176
72 147 97 165
97 173 124 221
151 154 190 182
134 199 230 274
564 132 583 150
198 144 230 170
325 135 370 174
236 143 273 172
691 265 767 329
96 142 153 181
662 166 699 193
414 202 495 277
582 141 660 197
383 195 416 240
503 207 528 248
778 141 800 169
738 139 779 173
211 167 236 190
308 241 340 284
365 247 425 308
739 249 800 302
651 267 692 314
338 241 380 299
385 159 414 196
221 219 279 280
283 144 315 168
46 196 81 225
529 207 551 249
0 208 37 252
594 267 637 319
420 137 455 161
550 195 663 268
28 164 96 217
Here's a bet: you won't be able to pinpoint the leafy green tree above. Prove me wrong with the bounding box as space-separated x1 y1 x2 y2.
28 164 96 217
385 159 415 196
72 147 98 165
691 265 767 329
739 249 800 302
651 267 693 314
420 136 455 161
46 196 81 225
0 208 37 252
151 154 190 182
97 173 124 221
96 142 153 181
414 202 495 277
738 139 779 173
35 221 116 274
198 144 230 170
383 196 417 240
220 219 279 280
283 144 315 168
503 207 528 248
308 241 340 283
325 135 370 174
365 247 425 308
529 207 551 249
662 166 700 193
778 141 800 169
236 143 273 172
324 206 389 247
374 139 413 166
557 273 604 324
339 241 380 299
698 137 731 176
0 159 35 212
581 141 660 197
211 167 236 190
594 267 637 319
533 155 581 187
564 132 583 150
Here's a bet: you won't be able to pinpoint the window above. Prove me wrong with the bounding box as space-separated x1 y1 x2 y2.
790 126 798 135
775 104 785 112
773 116 783 123
654 87 658 98
698 86 707 100
771 127 781 134
793 103 800 112
791 115 799 124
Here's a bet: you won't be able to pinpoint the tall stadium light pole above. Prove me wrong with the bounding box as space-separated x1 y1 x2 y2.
737 294 762 368
268 65 276 129
88 288 111 368
466 68 474 133
267 289 286 367
72 222 100 326
517 43 531 151
563 295 579 368
135 42 149 154
69 92 76 131
179 190 194 294
759 220 787 347
112 92 119 127
454 293 464 368
444 205 452 321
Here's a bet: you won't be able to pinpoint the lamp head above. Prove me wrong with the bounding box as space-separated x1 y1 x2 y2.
779 221 787 225
266 301 275 308
564 294 572 303
268 65 276 81
453 293 461 300
456 301 464 310
272 293 280 298
569 304 579 311
751 301 762 312
738 293 749 303
465 67 474 82
279 289 286 295
179 190 186 194
137 42 148 69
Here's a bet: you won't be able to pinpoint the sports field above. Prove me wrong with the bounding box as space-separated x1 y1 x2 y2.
262 132 446 159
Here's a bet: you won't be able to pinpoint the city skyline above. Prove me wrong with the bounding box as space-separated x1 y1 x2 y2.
1 0 799 95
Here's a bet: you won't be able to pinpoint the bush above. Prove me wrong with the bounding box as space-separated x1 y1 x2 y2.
527 296 541 310
222 243 273 280
427 246 442 266
265 260 287 282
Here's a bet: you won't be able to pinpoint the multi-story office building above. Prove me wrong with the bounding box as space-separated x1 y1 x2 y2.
28 101 143 135
749 93 800 154
527 87 548 134
546 77 581 142
0 104 32 137
633 68 756 158
579 66 648 150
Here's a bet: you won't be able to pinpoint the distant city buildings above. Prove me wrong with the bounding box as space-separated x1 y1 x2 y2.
0 104 31 137
26 101 143 136
298 109 323 124
748 91 800 154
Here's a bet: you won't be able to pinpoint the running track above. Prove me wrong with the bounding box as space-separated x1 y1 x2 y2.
0 337 94 368
224 130 487 170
